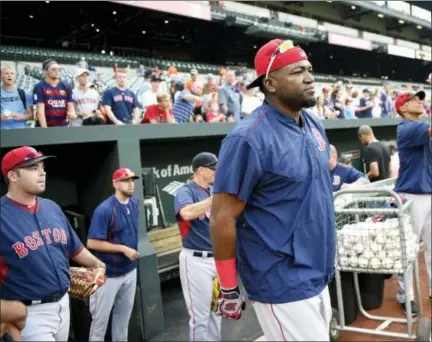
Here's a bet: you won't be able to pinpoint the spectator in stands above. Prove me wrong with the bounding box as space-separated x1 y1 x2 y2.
137 63 146 77
1 65 33 129
201 78 219 114
241 87 261 118
167 64 178 76
380 82 393 118
312 96 331 120
344 97 357 119
137 69 153 106
331 88 345 119
140 92 176 124
322 87 332 107
355 89 374 119
102 68 140 125
94 73 107 93
371 92 382 118
219 70 242 122
33 60 76 127
173 81 203 124
141 74 162 111
205 102 226 123
77 57 88 70
72 69 103 126
185 69 198 90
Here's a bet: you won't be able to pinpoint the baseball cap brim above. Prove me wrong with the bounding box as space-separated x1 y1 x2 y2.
206 162 217 170
116 175 139 181
409 90 425 101
246 75 263 90
18 155 56 168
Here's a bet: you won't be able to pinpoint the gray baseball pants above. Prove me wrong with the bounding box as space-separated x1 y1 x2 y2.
88 268 137 341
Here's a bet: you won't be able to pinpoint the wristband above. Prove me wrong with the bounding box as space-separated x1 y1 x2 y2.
215 258 237 289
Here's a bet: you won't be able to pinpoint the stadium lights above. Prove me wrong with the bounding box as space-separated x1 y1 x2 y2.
142 30 146 34
254 45 257 49
45 1 49 3
96 28 100 32
113 11 117 15
399 20 404 24
181 35 185 39
91 23 95 27
29 15 34 19
377 13 384 18
351 5 356 10
417 25 422 29
165 20 169 24
326 1 332 2
101 50 106 54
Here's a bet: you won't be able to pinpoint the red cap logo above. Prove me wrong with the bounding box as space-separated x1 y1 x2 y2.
112 168 139 182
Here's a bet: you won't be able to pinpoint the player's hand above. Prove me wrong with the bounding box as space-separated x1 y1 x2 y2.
122 246 140 260
0 114 11 121
217 286 246 320
10 114 26 121
67 112 77 120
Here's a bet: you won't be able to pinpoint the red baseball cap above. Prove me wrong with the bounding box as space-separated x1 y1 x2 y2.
1 146 55 176
112 168 139 182
395 91 425 114
247 39 308 89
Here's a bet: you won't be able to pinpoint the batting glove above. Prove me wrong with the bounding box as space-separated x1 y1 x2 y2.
217 286 246 320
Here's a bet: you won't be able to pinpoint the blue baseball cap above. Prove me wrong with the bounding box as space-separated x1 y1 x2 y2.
192 152 218 170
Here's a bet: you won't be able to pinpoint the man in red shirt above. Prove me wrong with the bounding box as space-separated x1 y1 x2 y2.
140 92 176 124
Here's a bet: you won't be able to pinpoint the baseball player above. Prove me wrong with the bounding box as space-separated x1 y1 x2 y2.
393 90 431 313
0 146 106 341
87 168 141 341
329 144 369 192
173 152 222 341
210 39 335 341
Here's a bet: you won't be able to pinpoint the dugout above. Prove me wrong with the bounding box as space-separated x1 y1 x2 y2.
1 118 426 339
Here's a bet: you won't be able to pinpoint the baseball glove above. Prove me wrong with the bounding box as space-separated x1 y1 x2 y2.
211 276 221 312
69 267 106 299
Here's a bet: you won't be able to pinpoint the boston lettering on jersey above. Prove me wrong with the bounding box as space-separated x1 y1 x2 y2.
33 81 73 127
213 103 336 304
0 197 83 301
174 181 213 252
88 195 139 278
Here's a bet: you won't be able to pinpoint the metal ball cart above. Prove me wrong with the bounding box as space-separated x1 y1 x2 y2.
330 186 431 341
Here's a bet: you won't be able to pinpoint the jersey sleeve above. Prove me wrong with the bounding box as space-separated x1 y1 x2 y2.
398 121 430 148
66 85 74 103
213 136 262 202
346 166 366 184
218 88 228 106
33 83 45 104
132 92 139 109
174 186 194 215
65 219 84 258
102 89 113 107
88 205 111 240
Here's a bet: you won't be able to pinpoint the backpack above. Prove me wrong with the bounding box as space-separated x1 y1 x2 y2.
17 88 27 109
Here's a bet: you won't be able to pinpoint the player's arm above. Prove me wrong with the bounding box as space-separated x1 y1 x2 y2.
0 300 27 327
33 84 47 127
132 94 140 124
87 206 139 260
175 187 212 221
398 121 431 147
218 88 228 114
341 167 369 189
66 87 77 120
210 137 262 289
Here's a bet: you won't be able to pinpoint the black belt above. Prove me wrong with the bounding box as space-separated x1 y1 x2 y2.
193 251 213 258
22 290 67 306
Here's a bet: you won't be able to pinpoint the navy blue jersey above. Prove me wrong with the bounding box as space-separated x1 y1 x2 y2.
102 87 139 124
331 162 366 192
213 103 336 304
88 195 139 277
0 197 83 300
357 98 373 119
174 182 212 251
395 120 431 194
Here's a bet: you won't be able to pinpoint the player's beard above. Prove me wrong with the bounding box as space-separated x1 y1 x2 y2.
120 188 134 198
300 97 317 108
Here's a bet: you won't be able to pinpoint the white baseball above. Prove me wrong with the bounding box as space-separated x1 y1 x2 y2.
370 258 381 270
343 240 353 249
377 250 387 260
362 250 374 260
382 258 394 269
358 257 369 268
393 249 402 259
388 230 400 241
375 234 387 245
339 256 349 267
353 243 364 255
384 241 397 251
338 247 347 257
349 256 358 267
387 250 397 260
370 242 382 253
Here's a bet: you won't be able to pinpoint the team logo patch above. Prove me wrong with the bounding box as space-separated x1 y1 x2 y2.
312 128 326 152
333 175 341 186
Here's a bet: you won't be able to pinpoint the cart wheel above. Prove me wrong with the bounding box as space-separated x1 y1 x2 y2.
330 308 340 342
416 317 431 341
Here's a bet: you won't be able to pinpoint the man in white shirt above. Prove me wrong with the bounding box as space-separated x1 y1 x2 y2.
72 69 102 126
241 88 262 118
141 74 161 111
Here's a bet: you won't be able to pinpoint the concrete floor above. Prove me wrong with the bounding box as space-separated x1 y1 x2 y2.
148 254 431 341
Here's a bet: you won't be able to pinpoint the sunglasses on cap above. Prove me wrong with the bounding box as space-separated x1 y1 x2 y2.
265 40 296 80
